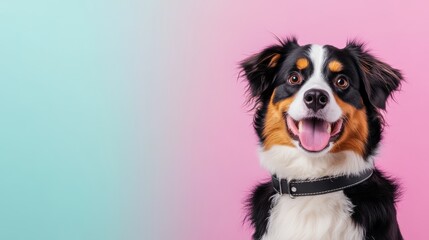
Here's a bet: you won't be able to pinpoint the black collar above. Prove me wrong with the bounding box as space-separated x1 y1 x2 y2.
272 169 373 198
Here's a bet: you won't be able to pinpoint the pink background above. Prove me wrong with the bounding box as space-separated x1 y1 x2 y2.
166 0 429 239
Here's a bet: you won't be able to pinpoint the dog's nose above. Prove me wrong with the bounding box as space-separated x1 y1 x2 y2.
304 89 329 112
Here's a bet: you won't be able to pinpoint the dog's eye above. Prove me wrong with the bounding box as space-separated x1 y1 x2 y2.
334 76 349 90
287 72 303 85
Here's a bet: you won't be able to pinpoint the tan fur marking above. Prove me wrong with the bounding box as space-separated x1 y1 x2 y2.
330 96 368 155
268 54 281 68
263 93 296 150
296 58 309 70
328 60 343 72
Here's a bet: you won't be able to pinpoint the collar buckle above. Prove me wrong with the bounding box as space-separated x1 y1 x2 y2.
273 176 296 198
274 176 283 195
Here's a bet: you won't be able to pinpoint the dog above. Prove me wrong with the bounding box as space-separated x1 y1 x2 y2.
240 38 403 240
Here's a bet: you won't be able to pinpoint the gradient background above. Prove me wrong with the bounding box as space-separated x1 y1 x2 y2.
0 0 428 239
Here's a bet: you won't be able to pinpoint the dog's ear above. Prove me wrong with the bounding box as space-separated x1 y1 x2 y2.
240 38 298 103
345 41 403 110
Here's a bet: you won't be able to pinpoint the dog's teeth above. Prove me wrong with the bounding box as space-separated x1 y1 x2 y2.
327 124 331 134
298 121 303 133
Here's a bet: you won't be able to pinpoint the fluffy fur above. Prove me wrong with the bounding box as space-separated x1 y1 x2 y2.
240 38 403 240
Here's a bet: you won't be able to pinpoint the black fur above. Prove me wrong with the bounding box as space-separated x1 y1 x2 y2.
362 103 384 159
245 181 275 240
240 37 299 109
344 169 403 240
345 41 402 110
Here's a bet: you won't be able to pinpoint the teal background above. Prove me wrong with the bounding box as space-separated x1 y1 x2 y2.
0 1 174 239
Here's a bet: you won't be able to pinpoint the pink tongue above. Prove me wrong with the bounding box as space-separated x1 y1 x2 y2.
299 119 330 152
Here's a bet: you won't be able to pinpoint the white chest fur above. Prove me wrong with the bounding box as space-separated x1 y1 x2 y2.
261 191 363 240
258 146 373 240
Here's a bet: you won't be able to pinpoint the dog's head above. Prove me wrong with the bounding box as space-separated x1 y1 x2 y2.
240 38 402 176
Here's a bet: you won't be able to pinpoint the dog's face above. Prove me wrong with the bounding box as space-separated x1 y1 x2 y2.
241 39 402 159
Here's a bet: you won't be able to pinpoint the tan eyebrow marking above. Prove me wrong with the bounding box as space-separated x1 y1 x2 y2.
268 54 281 68
328 60 343 72
296 58 309 70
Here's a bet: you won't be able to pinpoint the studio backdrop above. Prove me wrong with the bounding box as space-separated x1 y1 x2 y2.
0 0 428 239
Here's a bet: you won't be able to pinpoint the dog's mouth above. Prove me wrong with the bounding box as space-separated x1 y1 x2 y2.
285 114 344 152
